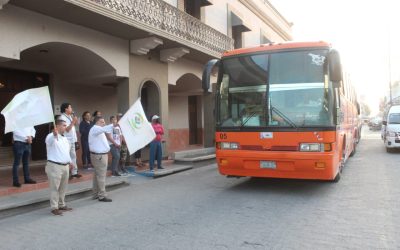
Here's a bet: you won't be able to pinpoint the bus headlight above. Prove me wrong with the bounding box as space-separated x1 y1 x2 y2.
300 143 322 152
217 142 240 150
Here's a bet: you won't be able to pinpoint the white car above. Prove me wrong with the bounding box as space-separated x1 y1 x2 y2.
383 105 400 152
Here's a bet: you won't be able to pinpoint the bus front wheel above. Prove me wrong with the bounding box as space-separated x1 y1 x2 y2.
350 140 357 157
332 171 341 183
332 148 345 183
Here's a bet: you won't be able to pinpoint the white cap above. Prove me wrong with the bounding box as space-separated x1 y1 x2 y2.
152 115 160 120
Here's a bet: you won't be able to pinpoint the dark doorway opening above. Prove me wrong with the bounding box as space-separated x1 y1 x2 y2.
141 81 160 121
184 0 201 19
188 95 202 145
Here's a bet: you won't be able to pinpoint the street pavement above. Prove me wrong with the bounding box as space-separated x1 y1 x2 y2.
0 126 399 250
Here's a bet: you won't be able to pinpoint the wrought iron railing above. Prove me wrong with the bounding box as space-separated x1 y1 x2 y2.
90 0 234 55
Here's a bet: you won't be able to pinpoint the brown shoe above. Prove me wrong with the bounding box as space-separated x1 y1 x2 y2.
59 206 73 211
51 209 63 216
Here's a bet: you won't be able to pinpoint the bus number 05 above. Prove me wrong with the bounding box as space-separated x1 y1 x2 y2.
220 133 227 140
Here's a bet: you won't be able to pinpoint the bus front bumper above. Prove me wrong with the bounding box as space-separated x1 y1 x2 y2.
216 150 337 181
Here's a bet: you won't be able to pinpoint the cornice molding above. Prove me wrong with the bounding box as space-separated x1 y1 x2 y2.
238 0 292 41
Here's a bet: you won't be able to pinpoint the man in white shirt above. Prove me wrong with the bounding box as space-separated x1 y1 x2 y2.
60 103 82 179
89 116 114 202
45 119 73 216
12 126 37 187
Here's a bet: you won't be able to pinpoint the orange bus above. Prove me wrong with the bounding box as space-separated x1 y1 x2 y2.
202 41 360 182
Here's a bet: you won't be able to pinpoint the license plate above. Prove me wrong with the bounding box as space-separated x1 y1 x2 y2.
260 161 276 169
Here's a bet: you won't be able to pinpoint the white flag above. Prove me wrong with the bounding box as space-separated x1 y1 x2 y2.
118 98 156 155
1 86 54 134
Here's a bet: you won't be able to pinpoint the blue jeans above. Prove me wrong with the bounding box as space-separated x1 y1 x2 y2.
109 144 121 174
149 141 162 170
12 141 31 183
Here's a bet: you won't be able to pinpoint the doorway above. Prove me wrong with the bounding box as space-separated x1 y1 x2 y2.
141 80 160 121
188 95 202 145
0 68 50 160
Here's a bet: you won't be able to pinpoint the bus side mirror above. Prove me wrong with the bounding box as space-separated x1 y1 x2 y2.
382 121 387 126
202 59 220 92
328 49 342 86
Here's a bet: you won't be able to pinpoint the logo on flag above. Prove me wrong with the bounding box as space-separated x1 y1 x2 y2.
129 112 144 130
118 98 156 155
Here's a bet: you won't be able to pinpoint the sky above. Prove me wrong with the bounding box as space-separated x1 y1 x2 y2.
268 0 400 115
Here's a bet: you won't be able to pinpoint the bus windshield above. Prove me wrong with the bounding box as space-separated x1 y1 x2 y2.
217 49 335 128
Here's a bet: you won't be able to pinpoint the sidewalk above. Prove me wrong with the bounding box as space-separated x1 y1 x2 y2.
0 160 194 219
0 160 193 196
0 163 96 197
0 176 129 219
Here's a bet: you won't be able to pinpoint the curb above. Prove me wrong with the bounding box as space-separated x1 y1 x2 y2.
134 165 193 178
174 154 216 163
153 165 193 178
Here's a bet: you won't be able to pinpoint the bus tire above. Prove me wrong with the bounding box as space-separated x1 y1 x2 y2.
350 141 357 157
386 147 393 153
332 172 341 183
331 150 344 183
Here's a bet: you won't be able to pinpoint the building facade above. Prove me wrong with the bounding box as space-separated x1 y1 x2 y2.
0 0 292 162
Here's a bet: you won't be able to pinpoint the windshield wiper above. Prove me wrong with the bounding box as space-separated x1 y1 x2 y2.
240 111 258 127
271 106 297 128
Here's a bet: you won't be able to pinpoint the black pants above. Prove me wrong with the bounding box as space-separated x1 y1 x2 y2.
81 137 91 165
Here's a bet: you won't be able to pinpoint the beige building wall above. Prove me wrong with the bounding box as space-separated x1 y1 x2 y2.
203 1 229 35
0 0 292 157
0 4 129 77
203 0 292 46
0 5 128 129
129 52 169 154
168 58 203 86
169 96 189 129
53 82 118 124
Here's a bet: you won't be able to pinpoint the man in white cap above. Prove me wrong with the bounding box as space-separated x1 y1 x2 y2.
149 115 164 171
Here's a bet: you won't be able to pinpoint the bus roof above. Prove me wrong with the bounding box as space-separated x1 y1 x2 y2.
222 41 331 57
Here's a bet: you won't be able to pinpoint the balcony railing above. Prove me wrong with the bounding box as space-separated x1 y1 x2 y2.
90 0 234 56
